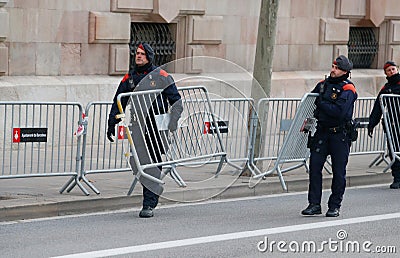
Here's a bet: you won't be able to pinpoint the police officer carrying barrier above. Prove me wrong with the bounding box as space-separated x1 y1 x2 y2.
107 43 183 218
301 55 357 217
368 61 400 189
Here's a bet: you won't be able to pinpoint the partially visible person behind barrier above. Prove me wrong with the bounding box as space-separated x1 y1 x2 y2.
368 61 400 189
301 55 357 218
107 43 183 218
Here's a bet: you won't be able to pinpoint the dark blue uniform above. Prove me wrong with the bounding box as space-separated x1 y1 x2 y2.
368 73 400 184
108 64 181 209
308 76 357 210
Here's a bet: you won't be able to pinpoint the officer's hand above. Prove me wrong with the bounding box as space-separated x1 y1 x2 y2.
107 125 115 142
367 128 373 138
168 100 183 132
168 119 178 132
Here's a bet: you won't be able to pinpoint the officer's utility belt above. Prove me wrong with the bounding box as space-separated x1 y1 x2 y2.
320 125 345 133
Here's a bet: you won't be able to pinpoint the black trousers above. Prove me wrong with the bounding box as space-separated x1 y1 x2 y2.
142 127 163 208
308 129 351 209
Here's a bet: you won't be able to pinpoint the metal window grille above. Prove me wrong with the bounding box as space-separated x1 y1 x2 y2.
130 23 176 69
348 27 378 69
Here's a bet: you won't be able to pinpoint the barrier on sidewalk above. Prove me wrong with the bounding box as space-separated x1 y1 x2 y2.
252 97 302 162
380 94 400 172
186 97 254 166
249 95 388 190
0 92 390 196
352 97 387 158
251 93 318 190
0 101 90 195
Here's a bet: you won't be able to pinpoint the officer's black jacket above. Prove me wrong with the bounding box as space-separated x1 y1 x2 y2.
312 75 357 128
368 73 400 130
108 64 181 128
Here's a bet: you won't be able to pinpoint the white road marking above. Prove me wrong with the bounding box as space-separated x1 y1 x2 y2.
52 211 400 258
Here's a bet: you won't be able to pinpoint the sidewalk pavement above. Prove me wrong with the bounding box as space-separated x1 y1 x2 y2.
0 154 393 222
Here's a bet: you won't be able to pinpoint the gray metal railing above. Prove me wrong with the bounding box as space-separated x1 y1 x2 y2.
380 94 400 172
0 101 90 195
0 93 390 195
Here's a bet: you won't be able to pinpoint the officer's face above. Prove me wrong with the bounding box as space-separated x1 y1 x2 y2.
135 48 149 67
384 65 398 77
330 64 347 78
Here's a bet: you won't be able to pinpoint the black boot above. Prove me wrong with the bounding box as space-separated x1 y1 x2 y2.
301 203 322 215
139 206 154 218
389 181 400 189
326 208 340 217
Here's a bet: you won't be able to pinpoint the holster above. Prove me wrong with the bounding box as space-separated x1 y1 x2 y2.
345 120 359 142
307 132 316 150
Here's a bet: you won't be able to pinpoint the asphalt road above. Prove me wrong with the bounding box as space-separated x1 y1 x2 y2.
1 184 399 258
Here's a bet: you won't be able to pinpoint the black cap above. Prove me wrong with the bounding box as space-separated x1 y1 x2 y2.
137 43 155 64
383 61 397 70
334 55 353 72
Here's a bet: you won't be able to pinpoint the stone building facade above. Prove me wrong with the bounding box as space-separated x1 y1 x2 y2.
0 0 400 101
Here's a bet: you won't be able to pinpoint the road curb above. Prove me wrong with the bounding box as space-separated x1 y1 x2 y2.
0 172 393 222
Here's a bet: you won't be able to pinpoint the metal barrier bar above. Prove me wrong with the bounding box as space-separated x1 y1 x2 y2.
79 95 253 193
252 93 318 190
380 94 400 172
254 97 301 163
180 98 254 166
117 86 234 194
0 101 89 195
351 97 386 156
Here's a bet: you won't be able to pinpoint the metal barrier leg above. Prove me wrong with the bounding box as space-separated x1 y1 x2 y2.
215 155 227 177
60 176 90 196
80 175 100 195
75 177 90 196
59 176 75 194
304 161 310 173
127 176 139 196
170 167 187 187
276 167 288 191
368 153 390 167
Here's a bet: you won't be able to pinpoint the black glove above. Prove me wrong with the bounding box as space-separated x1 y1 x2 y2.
168 118 178 132
367 128 373 138
107 125 115 142
168 100 183 132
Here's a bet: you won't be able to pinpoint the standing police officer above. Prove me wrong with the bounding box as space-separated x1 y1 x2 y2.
107 43 182 218
368 61 400 189
301 55 357 217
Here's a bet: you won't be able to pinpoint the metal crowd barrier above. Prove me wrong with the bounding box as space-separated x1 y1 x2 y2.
184 98 254 166
116 86 243 194
380 94 400 172
0 93 390 196
251 93 318 190
249 95 388 190
250 97 302 165
351 97 387 161
76 95 253 194
0 101 90 195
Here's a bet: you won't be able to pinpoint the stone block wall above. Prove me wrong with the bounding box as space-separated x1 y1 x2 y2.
1 0 400 102
1 0 261 76
274 0 400 71
0 0 9 75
